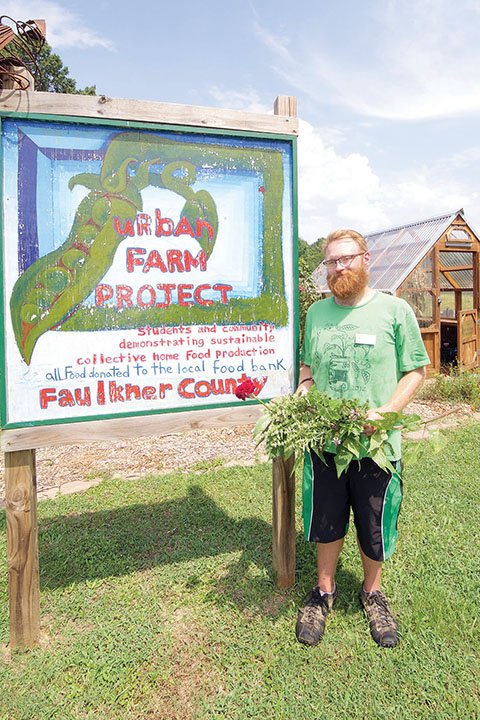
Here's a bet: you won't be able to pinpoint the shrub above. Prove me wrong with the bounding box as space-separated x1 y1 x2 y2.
419 367 480 409
298 256 320 347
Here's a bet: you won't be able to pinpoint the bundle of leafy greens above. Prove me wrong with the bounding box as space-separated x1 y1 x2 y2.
252 387 421 477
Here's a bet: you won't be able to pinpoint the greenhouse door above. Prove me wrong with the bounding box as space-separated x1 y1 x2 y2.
421 328 440 376
457 309 478 369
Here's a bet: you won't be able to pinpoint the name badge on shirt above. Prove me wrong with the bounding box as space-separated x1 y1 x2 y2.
355 333 376 346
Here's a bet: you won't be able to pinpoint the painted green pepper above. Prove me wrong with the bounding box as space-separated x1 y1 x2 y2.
11 191 139 364
160 162 218 258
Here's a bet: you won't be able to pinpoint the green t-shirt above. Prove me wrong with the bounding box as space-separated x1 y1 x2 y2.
301 291 430 459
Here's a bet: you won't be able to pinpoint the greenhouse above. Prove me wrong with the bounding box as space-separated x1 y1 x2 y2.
311 210 480 374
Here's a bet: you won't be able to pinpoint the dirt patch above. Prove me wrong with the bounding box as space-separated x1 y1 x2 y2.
407 399 478 426
143 608 224 720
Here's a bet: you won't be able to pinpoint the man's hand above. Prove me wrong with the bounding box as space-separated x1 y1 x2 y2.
295 365 314 396
363 409 384 436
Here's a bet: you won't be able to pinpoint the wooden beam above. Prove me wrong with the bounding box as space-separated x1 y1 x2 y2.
5 449 40 648
455 290 462 315
0 91 299 136
433 245 440 330
474 249 480 318
0 404 262 452
272 455 296 588
439 264 473 272
441 270 461 289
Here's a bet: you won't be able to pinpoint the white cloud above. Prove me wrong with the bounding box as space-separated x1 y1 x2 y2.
297 119 387 240
3 1 115 50
208 86 271 114
434 147 480 172
254 0 480 121
297 119 480 241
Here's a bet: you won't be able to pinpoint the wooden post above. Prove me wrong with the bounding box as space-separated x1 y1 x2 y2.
0 64 34 91
272 455 296 587
274 95 297 118
271 95 298 589
2 22 40 649
5 450 40 648
455 289 462 316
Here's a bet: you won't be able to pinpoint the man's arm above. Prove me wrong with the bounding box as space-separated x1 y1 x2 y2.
364 366 426 432
295 364 315 395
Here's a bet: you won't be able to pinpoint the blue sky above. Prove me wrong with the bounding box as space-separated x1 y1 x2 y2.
8 0 480 242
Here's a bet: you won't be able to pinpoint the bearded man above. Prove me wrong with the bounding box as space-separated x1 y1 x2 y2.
295 228 430 648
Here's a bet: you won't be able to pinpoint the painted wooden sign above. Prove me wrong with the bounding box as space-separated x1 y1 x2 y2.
1 117 297 427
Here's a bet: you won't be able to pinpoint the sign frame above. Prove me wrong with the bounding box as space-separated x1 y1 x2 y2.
0 98 299 439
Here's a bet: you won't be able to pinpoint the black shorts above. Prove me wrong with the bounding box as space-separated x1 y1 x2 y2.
302 451 403 562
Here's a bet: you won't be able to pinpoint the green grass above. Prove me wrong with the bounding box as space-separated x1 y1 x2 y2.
419 367 480 409
1 424 479 719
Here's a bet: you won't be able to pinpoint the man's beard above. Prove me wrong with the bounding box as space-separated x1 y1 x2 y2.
327 265 369 301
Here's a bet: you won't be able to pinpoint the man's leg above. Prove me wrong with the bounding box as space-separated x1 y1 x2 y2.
317 538 344 592
352 460 401 648
296 539 343 646
357 540 382 592
358 540 398 648
297 452 347 646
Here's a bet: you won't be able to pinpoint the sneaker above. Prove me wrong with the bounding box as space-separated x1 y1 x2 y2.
358 588 399 648
296 586 337 646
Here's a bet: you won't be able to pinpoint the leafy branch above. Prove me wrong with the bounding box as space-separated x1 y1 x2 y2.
252 387 421 477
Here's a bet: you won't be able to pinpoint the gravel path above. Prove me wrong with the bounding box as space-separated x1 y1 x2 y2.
0 400 477 504
0 424 265 504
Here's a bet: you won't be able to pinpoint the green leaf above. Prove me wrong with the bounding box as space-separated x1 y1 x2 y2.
429 429 447 454
253 412 272 441
341 436 363 457
245 389 418 478
334 447 354 478
368 431 387 452
377 412 402 430
311 446 326 465
402 441 425 465
400 413 422 430
383 440 395 457
369 446 395 474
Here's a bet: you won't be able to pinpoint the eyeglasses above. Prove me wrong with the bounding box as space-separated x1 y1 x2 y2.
323 252 366 269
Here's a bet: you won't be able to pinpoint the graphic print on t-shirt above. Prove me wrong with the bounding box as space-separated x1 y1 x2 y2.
312 323 373 395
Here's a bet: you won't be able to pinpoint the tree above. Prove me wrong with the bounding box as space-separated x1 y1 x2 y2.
298 255 320 345
298 236 325 273
32 43 95 94
297 237 325 344
0 37 95 95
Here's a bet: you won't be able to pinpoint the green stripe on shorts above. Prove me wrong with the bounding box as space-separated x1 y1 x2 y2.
381 462 403 560
302 451 314 540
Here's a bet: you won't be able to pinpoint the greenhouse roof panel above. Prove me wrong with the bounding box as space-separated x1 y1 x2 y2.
312 210 461 293
439 250 474 268
440 268 473 290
